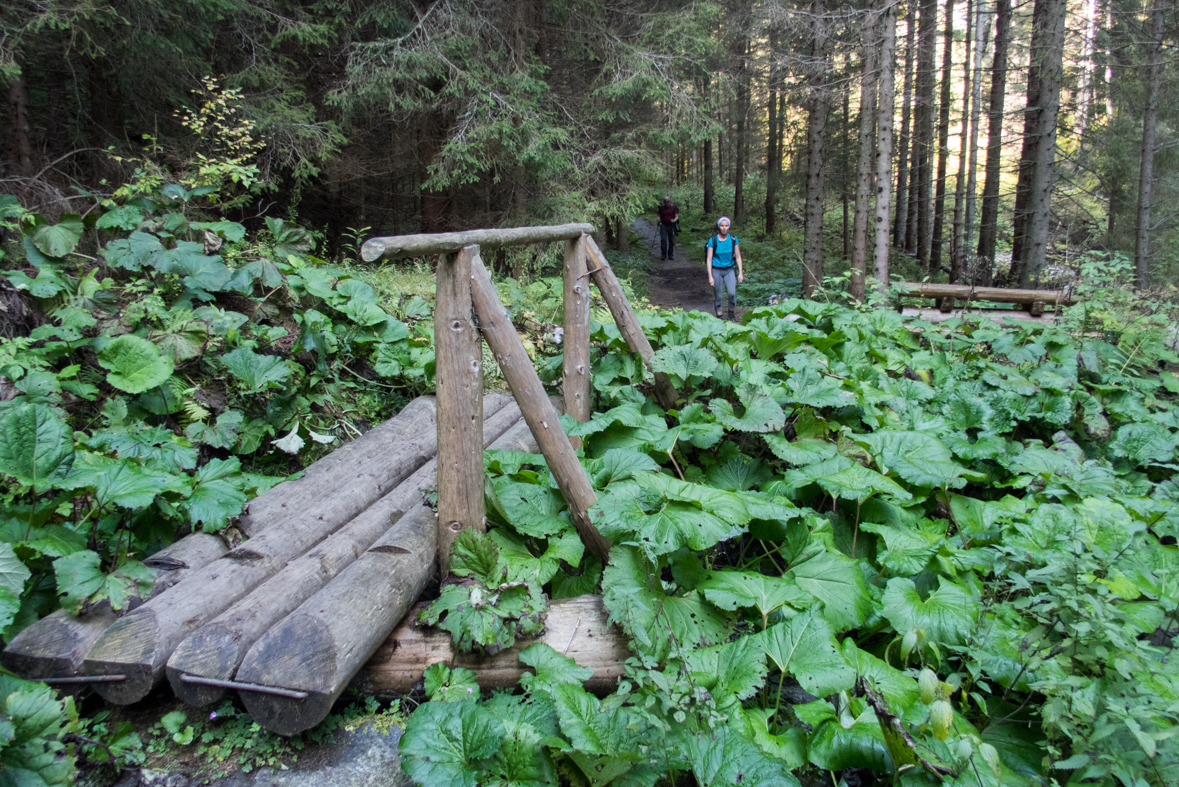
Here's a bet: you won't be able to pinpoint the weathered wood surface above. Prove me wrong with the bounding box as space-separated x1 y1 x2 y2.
357 595 628 696
467 247 612 561
2 533 228 685
239 396 440 536
435 248 486 573
899 306 1058 324
165 402 524 706
897 282 1075 306
562 235 592 429
83 395 481 704
236 502 437 736
361 224 595 263
229 399 549 734
583 237 679 410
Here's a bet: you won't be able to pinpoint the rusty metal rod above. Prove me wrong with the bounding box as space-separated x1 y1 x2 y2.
35 675 126 684
178 673 309 700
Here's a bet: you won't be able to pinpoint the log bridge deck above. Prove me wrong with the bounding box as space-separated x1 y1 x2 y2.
4 224 641 737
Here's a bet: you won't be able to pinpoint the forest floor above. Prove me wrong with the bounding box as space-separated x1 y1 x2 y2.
631 219 718 316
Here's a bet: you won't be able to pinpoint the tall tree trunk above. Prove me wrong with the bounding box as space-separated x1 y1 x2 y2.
704 140 715 213
1012 0 1066 286
930 0 955 274
915 0 938 267
803 0 832 297
6 68 33 175
842 75 851 262
851 0 879 302
964 0 988 270
1079 0 1099 150
950 0 973 282
977 0 1010 281
875 0 897 291
735 28 750 226
894 7 916 249
1135 0 1168 288
766 30 780 236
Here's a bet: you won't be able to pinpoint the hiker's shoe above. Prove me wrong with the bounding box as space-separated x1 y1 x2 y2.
715 311 724 319
728 312 737 322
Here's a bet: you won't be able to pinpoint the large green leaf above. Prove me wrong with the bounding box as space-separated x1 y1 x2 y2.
781 367 855 409
98 335 174 394
762 435 838 467
783 456 911 503
804 702 893 773
401 700 503 787
788 550 874 630
491 529 583 585
220 347 291 391
881 577 979 646
32 215 83 257
679 724 801 787
698 571 810 624
0 403 75 489
651 345 719 383
680 635 769 711
710 393 787 434
858 430 967 489
602 546 730 662
859 521 944 577
53 551 154 613
519 642 594 695
493 476 571 538
760 609 857 697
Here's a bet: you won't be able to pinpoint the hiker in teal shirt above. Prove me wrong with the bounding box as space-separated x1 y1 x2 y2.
705 217 744 321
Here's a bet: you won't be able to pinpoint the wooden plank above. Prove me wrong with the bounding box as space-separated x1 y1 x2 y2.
897 282 1075 306
166 402 524 707
82 395 473 704
435 248 486 573
235 502 438 736
239 395 439 536
356 595 628 697
1 533 228 687
583 236 679 410
229 417 537 733
467 246 612 561
361 223 595 263
562 235 592 431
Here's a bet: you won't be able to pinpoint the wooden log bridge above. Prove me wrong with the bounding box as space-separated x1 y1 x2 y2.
3 224 664 736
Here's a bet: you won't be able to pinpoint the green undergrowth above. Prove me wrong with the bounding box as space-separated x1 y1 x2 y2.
0 191 435 783
403 297 1179 786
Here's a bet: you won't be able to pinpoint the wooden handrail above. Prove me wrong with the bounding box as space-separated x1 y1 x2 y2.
361 223 595 262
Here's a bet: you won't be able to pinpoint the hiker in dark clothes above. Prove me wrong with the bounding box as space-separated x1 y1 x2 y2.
657 196 679 260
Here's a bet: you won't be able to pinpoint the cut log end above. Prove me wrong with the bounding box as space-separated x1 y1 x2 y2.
166 624 244 706
83 610 162 704
236 613 336 736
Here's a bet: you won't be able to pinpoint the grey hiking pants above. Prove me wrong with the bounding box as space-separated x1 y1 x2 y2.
713 266 737 314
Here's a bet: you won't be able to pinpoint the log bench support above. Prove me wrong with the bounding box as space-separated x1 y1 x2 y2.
403 223 681 570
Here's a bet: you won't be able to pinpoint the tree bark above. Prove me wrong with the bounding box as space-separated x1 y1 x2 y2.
362 223 595 262
358 596 629 698
894 8 917 249
851 0 879 303
2 534 228 687
584 237 679 409
977 0 1010 280
766 29 780 236
165 403 524 707
964 0 989 271
1015 0 1066 286
914 0 938 267
803 0 832 297
950 0 973 283
562 236 592 426
7 69 33 175
733 25 751 226
82 397 451 704
930 0 955 274
874 0 897 292
237 502 438 736
1135 0 1168 288
468 248 612 560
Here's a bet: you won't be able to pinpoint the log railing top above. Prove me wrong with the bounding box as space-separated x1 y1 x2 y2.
361 223 596 262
